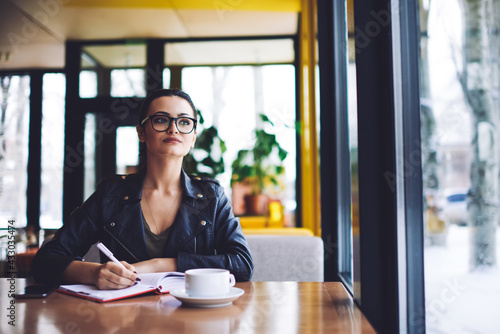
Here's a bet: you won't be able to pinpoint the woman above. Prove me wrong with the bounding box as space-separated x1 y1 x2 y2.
32 89 253 289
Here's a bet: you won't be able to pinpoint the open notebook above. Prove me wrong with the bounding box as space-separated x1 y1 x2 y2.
57 272 185 303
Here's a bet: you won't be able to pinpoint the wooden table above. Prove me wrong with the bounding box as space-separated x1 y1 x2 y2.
1 279 376 333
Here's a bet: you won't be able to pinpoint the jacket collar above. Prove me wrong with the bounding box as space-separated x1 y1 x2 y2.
123 167 204 200
182 169 205 199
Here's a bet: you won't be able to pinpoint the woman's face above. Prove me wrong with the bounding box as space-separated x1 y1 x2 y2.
137 96 197 160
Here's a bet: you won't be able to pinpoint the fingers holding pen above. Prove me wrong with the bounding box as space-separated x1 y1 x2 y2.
122 261 138 277
95 261 139 290
94 242 140 289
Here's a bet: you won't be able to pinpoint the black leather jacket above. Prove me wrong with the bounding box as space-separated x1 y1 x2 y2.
31 169 253 284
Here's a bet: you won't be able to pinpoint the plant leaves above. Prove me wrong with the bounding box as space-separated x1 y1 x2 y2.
197 109 204 124
259 113 274 126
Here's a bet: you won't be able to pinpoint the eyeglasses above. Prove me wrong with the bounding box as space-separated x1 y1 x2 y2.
140 114 197 134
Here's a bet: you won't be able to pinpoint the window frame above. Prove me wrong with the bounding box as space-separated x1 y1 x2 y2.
317 0 352 285
392 1 426 332
317 0 425 333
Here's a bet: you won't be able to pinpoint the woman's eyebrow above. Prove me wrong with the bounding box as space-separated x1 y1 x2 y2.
152 111 192 117
152 111 169 116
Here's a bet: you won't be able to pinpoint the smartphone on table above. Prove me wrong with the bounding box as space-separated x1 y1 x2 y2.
15 285 58 299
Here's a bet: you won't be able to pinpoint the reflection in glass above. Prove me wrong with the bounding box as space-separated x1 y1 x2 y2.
421 0 500 332
0 76 30 228
40 73 66 229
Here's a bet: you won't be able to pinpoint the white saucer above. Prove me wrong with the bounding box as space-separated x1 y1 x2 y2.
170 287 244 308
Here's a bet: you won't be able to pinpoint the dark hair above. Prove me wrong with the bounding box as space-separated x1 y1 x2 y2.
137 89 197 170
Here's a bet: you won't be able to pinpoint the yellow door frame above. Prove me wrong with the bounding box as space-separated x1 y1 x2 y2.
299 0 321 236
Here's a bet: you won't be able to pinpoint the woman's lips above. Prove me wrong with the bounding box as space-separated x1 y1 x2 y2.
163 137 181 143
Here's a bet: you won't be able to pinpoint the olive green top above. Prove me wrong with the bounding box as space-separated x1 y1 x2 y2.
142 213 172 258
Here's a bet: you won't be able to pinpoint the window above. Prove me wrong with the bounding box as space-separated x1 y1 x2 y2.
0 75 30 229
163 68 171 89
79 71 97 98
182 65 297 223
419 0 500 332
81 43 147 97
83 113 96 201
111 69 146 97
116 126 139 174
40 73 66 229
345 2 358 288
165 39 294 66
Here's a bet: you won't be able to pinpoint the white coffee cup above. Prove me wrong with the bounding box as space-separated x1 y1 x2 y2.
185 268 235 297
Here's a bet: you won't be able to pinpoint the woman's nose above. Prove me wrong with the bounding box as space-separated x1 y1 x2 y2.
166 120 178 133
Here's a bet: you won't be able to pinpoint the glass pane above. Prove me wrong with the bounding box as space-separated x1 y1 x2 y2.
0 75 30 229
166 39 294 66
344 0 357 289
40 73 66 229
116 126 139 174
163 68 171 89
110 69 146 97
84 113 96 201
182 65 296 225
420 0 500 332
80 70 97 98
83 44 146 68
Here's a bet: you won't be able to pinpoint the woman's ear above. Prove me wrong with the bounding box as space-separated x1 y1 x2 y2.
137 124 146 143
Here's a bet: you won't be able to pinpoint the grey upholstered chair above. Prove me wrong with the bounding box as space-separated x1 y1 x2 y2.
245 235 324 282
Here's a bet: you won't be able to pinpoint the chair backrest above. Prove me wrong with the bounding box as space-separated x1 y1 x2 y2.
245 235 324 282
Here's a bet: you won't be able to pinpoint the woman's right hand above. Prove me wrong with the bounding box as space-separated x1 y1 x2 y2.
94 261 138 290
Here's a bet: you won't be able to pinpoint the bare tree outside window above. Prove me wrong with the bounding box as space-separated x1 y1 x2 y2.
459 0 498 268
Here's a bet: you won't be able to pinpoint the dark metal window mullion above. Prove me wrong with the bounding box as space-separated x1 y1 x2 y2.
353 0 399 332
317 0 351 284
392 1 426 333
27 71 43 231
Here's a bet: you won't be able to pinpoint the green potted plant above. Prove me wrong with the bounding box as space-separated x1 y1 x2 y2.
231 114 288 215
183 110 226 179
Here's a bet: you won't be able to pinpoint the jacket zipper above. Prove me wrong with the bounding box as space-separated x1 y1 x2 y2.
103 225 140 262
194 237 197 254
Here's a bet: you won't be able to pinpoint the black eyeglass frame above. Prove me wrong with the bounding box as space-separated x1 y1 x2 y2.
140 114 197 134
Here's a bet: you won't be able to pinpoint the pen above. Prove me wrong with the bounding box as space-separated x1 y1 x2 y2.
96 241 128 270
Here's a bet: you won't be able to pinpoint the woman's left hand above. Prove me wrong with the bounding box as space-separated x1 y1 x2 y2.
133 258 178 273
